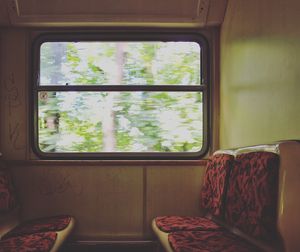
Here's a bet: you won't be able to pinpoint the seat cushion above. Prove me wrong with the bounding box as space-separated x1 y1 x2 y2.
0 167 17 213
2 215 71 239
201 153 234 217
168 230 261 252
225 152 279 240
155 216 222 232
0 232 57 252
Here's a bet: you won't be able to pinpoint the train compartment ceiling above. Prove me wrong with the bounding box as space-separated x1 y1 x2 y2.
0 0 227 27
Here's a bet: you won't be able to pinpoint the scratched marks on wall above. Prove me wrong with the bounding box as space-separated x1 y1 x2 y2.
36 168 83 196
4 72 25 150
5 73 21 114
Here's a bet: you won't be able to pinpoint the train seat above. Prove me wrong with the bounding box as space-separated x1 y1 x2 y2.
152 152 235 251
225 151 279 242
168 230 260 252
0 232 57 252
152 141 293 252
0 161 75 252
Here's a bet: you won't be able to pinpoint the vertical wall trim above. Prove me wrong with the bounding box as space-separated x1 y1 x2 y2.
25 30 30 159
142 165 147 237
211 27 220 153
0 33 2 155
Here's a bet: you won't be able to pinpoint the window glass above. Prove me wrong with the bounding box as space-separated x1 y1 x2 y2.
33 35 208 159
40 42 201 85
38 91 203 153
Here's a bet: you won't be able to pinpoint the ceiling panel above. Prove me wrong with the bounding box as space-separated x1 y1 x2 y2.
2 0 227 27
18 0 199 16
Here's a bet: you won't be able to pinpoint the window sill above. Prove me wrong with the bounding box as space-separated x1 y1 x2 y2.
5 159 207 166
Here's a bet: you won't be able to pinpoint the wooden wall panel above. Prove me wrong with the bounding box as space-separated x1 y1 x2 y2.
9 163 206 240
145 166 205 237
0 0 10 26
0 30 27 159
11 165 144 240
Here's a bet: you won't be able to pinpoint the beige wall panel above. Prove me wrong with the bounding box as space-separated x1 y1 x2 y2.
0 30 27 159
10 165 144 240
145 165 205 237
220 0 300 149
278 141 300 252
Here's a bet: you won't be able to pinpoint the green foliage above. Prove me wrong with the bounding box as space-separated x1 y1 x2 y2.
38 41 203 153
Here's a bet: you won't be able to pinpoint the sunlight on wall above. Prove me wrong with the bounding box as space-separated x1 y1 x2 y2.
220 0 300 148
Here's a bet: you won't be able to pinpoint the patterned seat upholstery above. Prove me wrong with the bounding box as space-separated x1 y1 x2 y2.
168 230 261 252
153 143 283 252
0 162 75 252
225 152 279 241
0 232 57 252
155 216 221 232
2 215 72 239
154 153 234 233
0 168 17 213
201 153 234 217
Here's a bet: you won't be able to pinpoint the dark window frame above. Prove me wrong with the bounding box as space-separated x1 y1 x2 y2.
31 31 210 160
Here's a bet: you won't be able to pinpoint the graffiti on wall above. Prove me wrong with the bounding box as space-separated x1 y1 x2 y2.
4 73 25 150
36 168 83 196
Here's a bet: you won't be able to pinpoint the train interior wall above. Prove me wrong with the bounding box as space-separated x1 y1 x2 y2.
0 28 208 241
0 0 300 246
220 0 300 148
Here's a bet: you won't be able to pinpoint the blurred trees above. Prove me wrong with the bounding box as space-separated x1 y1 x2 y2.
38 41 203 153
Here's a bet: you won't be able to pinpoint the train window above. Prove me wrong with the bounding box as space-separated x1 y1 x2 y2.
32 33 209 159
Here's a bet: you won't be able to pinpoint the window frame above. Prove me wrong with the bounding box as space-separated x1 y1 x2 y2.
31 31 210 160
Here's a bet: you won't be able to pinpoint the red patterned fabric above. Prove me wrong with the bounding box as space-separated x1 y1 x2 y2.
0 232 57 252
168 230 261 252
0 168 17 213
225 152 279 241
155 216 222 232
3 215 71 239
201 154 234 217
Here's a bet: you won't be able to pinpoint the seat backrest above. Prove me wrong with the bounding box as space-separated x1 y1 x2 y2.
0 161 19 238
225 151 279 241
0 168 17 213
201 153 234 218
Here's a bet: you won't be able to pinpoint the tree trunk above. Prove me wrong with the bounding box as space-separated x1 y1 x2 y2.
102 43 125 151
